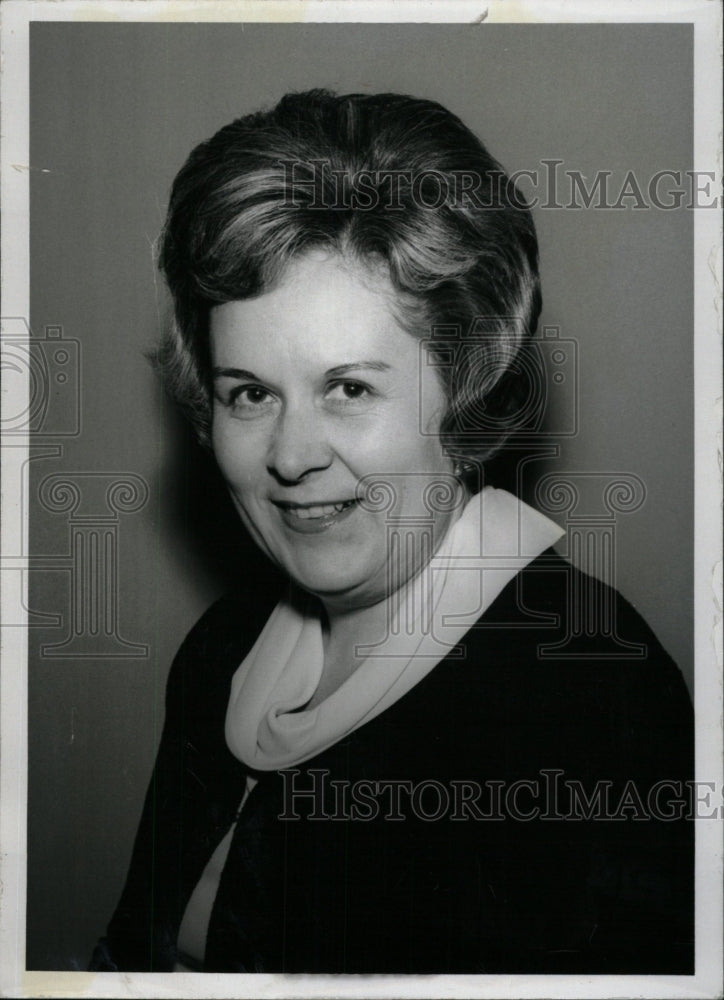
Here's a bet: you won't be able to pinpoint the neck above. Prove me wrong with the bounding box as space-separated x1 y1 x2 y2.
321 595 390 658
302 597 393 710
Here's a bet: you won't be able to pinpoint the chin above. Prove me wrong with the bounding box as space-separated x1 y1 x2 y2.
288 560 379 604
296 571 371 601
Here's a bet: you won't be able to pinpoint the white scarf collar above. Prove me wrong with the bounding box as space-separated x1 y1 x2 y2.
225 487 563 771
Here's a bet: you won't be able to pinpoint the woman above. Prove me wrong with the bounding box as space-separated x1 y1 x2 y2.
91 90 693 974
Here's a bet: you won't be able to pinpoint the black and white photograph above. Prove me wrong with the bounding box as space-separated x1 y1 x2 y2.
0 2 721 997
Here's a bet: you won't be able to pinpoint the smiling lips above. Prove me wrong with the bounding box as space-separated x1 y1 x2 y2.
275 498 358 521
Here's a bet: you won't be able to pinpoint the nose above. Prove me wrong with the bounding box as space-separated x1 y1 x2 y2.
266 405 333 484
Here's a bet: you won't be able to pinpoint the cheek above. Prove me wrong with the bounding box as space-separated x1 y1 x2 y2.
335 419 450 492
397 425 450 477
212 424 266 496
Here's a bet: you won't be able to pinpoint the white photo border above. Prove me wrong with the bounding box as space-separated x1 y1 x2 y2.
1 1 721 997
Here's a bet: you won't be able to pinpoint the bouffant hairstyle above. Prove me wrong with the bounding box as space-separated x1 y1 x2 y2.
156 89 542 476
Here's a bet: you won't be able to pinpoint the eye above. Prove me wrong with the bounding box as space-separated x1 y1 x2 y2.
236 386 269 404
326 380 373 403
226 384 276 414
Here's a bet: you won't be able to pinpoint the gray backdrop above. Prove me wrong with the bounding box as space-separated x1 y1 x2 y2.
26 22 693 970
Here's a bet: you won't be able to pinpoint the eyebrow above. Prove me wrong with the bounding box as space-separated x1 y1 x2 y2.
212 361 392 381
326 361 391 377
212 367 259 381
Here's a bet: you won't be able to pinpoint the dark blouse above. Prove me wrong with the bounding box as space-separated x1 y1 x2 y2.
90 549 694 974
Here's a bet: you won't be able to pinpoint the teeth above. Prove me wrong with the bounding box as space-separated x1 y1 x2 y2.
285 500 354 519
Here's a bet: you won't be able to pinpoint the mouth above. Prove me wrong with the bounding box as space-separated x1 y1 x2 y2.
273 498 359 534
275 499 357 519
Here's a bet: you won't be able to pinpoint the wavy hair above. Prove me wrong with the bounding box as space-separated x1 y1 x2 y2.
156 89 542 476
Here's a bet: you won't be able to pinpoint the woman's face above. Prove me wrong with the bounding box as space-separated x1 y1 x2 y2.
210 252 460 613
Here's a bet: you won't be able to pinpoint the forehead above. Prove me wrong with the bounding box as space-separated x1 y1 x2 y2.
209 252 413 364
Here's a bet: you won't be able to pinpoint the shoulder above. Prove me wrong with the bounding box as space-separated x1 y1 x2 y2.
440 548 692 774
163 573 281 729
479 546 685 677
